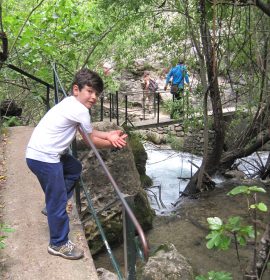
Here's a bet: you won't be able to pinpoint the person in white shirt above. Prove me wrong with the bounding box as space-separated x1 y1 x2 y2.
26 68 127 260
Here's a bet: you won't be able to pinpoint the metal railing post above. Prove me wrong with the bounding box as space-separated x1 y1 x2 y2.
153 92 156 118
53 63 59 104
125 95 128 124
157 91 160 124
142 91 145 120
100 96 104 121
123 195 136 280
71 138 81 213
112 93 115 118
109 93 112 122
116 91 119 125
46 85 51 112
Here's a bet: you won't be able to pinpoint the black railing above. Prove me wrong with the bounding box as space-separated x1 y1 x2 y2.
100 90 169 127
6 63 54 112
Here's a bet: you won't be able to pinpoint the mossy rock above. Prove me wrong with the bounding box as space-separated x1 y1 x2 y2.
134 190 155 231
128 132 153 187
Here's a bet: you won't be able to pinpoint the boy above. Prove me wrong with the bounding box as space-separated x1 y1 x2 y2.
26 68 127 260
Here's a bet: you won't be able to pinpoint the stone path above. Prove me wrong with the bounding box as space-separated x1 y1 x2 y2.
0 126 99 280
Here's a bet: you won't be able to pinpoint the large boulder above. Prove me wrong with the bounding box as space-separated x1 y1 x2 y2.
138 243 194 280
77 121 155 254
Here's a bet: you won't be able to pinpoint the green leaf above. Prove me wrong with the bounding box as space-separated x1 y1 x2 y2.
237 235 247 246
257 202 268 212
207 217 223 230
1 227 15 233
250 203 268 212
227 186 249 196
0 241 6 249
227 216 241 231
240 225 255 239
206 231 222 249
196 271 233 280
219 235 231 250
248 186 266 193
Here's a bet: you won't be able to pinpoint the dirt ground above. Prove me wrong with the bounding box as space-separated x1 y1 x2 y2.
94 180 270 279
0 127 99 280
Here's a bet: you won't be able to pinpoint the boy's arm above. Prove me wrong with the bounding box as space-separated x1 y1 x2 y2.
89 129 127 149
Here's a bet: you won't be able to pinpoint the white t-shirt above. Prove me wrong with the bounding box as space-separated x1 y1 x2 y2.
26 96 92 163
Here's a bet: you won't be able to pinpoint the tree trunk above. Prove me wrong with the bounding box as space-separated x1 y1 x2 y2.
184 1 209 194
184 0 225 194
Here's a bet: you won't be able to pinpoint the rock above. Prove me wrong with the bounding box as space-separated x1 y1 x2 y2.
128 133 152 188
97 268 118 280
145 131 165 145
224 170 245 179
138 243 194 280
77 121 154 254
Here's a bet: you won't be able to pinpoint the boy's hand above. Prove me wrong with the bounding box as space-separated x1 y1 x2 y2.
107 130 128 148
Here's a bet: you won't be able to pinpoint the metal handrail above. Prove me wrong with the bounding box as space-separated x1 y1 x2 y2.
78 175 124 279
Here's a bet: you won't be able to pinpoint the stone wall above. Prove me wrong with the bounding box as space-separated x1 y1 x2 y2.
138 123 216 155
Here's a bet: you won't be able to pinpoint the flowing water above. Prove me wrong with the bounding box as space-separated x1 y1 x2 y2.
144 142 202 214
145 142 269 215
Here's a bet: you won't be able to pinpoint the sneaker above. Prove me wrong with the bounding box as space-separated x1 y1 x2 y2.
48 240 84 260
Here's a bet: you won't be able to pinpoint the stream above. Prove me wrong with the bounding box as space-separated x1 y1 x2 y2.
94 143 270 279
145 142 269 215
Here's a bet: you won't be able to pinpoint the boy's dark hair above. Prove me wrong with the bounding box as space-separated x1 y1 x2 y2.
72 68 104 94
178 59 184 65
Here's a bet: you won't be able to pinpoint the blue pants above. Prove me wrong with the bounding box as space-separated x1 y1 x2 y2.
26 154 82 246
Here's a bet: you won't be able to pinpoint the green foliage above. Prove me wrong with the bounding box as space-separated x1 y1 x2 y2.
2 116 22 127
165 133 184 151
103 74 120 93
228 185 266 195
0 224 15 249
196 271 233 280
250 202 268 212
203 185 268 277
228 185 268 213
206 216 254 250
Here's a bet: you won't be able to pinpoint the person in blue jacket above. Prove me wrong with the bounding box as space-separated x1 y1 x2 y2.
164 59 191 100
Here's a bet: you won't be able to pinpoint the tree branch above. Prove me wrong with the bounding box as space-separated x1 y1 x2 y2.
256 0 270 17
9 0 46 55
